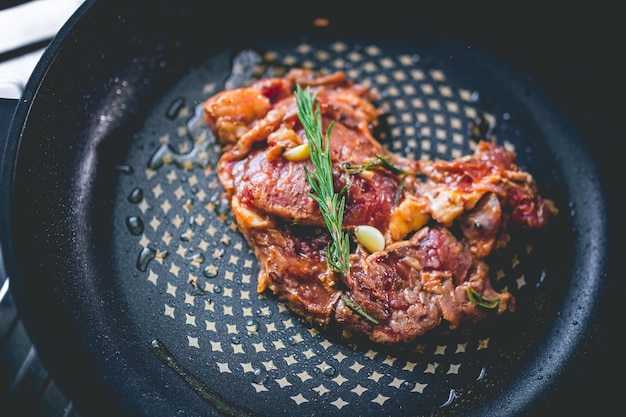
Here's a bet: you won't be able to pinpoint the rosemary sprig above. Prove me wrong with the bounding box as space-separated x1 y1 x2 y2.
466 287 501 310
294 84 351 276
295 84 379 326
342 154 407 176
343 155 408 206
340 293 379 324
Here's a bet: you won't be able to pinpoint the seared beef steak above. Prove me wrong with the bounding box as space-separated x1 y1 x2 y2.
204 69 557 345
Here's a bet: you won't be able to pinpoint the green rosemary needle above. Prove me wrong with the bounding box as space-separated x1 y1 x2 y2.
466 286 501 310
340 293 379 325
342 154 407 176
295 84 351 276
342 154 408 206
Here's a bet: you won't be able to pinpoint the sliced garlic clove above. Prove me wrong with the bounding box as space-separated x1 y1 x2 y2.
354 225 385 253
282 143 310 161
358 170 374 180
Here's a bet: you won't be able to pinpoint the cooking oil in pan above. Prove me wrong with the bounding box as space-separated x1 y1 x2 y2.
136 246 156 272
150 338 257 417
125 215 144 236
147 101 220 171
127 186 143 203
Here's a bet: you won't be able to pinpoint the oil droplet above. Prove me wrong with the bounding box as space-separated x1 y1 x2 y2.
213 285 223 294
225 49 263 90
166 97 185 119
231 335 241 344
245 319 259 334
186 252 205 264
535 270 547 288
323 366 336 377
115 165 134 175
440 388 456 407
208 193 231 216
253 368 268 384
180 230 193 241
148 102 219 171
203 265 219 278
151 340 173 364
401 381 415 390
137 247 156 271
287 336 297 346
126 216 144 235
127 187 143 203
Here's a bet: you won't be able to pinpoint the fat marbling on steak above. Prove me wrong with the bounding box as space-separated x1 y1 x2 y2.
203 68 558 344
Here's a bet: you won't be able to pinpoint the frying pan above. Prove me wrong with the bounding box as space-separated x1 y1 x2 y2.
0 1 617 416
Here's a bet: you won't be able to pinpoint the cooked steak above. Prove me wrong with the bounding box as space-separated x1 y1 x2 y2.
204 68 558 344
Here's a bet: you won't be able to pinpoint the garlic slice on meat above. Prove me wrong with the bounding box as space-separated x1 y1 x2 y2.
354 225 385 253
282 143 310 161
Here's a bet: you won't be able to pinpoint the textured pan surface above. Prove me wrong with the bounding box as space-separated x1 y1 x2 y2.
110 42 571 417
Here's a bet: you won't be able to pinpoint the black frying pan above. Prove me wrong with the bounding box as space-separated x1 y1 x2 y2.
0 1 617 416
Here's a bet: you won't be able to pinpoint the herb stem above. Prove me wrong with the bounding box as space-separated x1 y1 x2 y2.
340 293 379 324
466 286 501 310
294 85 351 277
